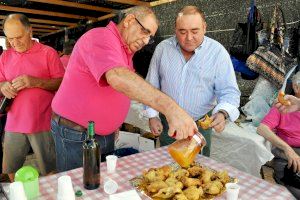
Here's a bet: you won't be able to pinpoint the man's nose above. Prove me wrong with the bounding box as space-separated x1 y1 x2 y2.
11 39 19 46
186 32 193 41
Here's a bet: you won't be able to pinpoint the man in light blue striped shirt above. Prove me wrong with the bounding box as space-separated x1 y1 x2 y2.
145 6 241 156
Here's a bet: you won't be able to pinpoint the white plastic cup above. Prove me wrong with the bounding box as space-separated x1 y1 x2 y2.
106 155 118 173
103 177 118 194
57 175 75 200
9 181 27 200
225 183 240 200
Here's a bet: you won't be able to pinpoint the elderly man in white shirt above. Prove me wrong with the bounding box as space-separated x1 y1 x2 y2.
145 6 240 156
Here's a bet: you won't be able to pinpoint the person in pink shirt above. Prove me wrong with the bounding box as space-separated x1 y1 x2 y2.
258 72 300 197
60 54 70 69
60 40 75 69
0 14 65 181
51 6 199 172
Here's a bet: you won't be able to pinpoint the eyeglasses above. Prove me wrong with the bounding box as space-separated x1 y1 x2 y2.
134 18 155 44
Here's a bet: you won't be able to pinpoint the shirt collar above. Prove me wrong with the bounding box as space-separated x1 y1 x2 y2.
12 40 41 55
195 36 206 52
106 21 133 57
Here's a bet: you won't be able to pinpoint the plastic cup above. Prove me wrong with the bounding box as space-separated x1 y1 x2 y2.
57 175 75 200
225 183 240 200
106 155 118 173
9 181 27 200
15 166 39 199
103 177 118 194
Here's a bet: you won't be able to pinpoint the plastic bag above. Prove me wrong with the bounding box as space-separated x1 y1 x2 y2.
242 96 271 126
249 76 277 105
242 76 277 126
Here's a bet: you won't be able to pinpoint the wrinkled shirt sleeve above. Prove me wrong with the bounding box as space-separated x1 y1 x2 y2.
0 53 7 82
212 49 241 121
144 44 163 118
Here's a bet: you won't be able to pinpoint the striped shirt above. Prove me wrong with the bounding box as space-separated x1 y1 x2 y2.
145 36 241 121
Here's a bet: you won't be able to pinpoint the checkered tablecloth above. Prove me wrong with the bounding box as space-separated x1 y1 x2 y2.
1 147 296 200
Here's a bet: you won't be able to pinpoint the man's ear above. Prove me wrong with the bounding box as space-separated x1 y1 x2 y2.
28 27 33 38
123 14 135 28
203 22 207 34
292 83 299 94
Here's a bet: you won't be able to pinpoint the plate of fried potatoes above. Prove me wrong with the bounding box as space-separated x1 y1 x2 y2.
130 162 237 200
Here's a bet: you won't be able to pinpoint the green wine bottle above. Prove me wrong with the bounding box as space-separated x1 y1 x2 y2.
83 121 100 190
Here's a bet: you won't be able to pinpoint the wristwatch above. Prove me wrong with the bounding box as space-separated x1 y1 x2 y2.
218 109 229 120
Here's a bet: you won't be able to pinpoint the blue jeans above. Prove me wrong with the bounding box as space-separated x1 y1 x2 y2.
51 118 115 172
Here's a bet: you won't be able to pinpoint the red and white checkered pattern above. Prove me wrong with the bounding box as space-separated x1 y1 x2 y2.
2 147 296 199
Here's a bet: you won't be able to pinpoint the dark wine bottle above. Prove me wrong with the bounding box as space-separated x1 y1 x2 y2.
0 97 13 114
83 121 100 190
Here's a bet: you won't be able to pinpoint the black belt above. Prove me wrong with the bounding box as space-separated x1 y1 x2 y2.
52 112 86 132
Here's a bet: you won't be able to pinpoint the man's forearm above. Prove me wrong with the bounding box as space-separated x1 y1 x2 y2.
106 67 179 117
0 82 6 96
296 98 300 110
257 124 291 151
35 77 63 91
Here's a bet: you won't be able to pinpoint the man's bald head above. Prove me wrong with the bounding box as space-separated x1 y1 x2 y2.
175 6 206 26
122 6 159 25
3 14 33 53
3 13 31 33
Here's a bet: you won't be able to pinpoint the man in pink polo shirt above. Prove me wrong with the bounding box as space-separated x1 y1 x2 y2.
51 6 198 172
0 14 65 181
258 72 300 198
60 40 75 69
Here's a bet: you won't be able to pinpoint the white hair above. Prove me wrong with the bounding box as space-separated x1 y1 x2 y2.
124 6 158 24
292 71 300 85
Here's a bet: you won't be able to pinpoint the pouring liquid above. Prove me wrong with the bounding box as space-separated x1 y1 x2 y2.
168 134 204 168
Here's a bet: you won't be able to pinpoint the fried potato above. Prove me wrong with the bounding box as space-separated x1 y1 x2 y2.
197 115 213 130
147 180 168 193
181 176 201 187
165 177 184 189
139 164 233 200
183 186 203 200
159 165 173 177
143 168 167 183
172 193 189 200
187 165 204 177
200 170 214 184
216 170 230 184
169 169 189 180
204 180 223 195
153 186 182 199
278 91 290 106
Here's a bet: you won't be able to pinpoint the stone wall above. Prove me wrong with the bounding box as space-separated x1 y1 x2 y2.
133 0 300 106
152 0 299 48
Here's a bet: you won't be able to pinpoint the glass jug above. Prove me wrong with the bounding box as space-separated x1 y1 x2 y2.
168 132 206 168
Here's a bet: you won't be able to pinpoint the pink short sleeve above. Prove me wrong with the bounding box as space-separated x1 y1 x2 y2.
0 54 5 82
78 29 130 86
47 48 65 78
261 107 281 130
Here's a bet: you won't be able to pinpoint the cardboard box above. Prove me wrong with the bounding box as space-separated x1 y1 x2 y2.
138 136 155 152
115 131 140 150
115 131 156 152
